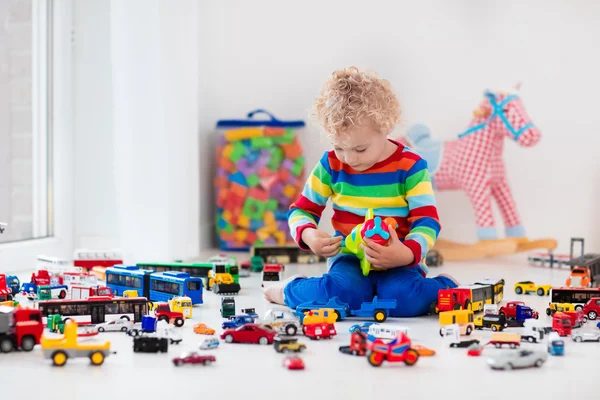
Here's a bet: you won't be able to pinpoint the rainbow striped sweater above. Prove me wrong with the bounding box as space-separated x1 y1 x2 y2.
288 140 441 276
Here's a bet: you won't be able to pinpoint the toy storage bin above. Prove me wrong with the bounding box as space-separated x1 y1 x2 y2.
214 109 306 250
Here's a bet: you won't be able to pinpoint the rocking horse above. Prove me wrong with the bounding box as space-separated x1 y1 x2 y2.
400 88 557 261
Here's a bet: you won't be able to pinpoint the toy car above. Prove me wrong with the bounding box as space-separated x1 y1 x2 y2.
220 323 277 345
199 336 220 350
547 332 565 356
296 297 350 320
273 336 306 353
283 355 305 370
412 344 436 357
303 322 336 340
172 352 216 367
221 314 256 329
566 267 592 288
193 323 216 335
514 281 552 296
488 349 548 370
467 342 484 357
349 322 375 334
260 309 301 336
571 331 600 342
449 339 480 348
95 319 133 333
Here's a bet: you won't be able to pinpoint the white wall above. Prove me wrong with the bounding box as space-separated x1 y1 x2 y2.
196 0 600 253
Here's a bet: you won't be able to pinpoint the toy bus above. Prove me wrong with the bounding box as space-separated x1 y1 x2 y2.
473 278 505 304
136 261 239 283
546 287 600 315
37 296 148 325
72 249 123 272
439 310 474 336
436 284 495 313
105 265 203 305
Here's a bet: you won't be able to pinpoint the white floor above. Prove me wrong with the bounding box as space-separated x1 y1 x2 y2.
2 252 600 400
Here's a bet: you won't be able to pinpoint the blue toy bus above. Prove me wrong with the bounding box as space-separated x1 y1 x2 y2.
105 265 203 305
149 271 203 305
106 265 154 297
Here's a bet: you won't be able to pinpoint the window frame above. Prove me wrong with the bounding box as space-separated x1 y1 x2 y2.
0 0 73 274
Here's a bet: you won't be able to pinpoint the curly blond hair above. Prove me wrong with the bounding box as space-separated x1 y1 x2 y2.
311 67 401 139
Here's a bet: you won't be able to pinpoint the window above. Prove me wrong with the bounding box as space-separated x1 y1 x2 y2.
0 0 53 244
105 303 118 314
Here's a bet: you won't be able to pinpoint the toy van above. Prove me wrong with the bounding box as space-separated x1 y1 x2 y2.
301 308 337 325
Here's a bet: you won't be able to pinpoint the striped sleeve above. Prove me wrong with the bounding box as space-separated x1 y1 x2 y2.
288 152 333 250
402 157 441 271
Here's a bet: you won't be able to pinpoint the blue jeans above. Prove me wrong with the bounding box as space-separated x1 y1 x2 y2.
283 254 457 317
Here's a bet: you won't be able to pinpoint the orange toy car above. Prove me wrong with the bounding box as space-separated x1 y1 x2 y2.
566 267 591 288
193 323 216 335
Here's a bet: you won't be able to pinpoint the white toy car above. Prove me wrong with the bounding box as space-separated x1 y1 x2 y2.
260 309 302 336
199 336 220 350
95 319 133 332
571 331 600 342
488 349 548 370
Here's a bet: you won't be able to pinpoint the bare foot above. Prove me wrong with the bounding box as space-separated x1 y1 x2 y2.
263 274 306 305
438 273 460 286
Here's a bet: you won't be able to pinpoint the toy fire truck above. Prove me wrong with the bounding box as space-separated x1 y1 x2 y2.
0 305 44 352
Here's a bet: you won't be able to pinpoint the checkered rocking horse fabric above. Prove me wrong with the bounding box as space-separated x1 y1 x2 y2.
402 89 541 241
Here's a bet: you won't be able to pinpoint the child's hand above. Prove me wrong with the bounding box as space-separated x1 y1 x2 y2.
301 228 342 258
360 224 415 269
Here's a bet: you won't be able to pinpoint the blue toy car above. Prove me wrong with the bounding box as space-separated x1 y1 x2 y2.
348 322 375 334
221 314 256 329
296 296 351 320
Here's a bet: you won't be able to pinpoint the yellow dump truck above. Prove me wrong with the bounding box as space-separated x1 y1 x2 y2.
41 320 114 366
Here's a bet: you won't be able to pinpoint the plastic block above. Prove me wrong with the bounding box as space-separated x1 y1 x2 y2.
246 231 257 244
237 214 250 229
267 148 284 170
263 211 276 225
223 144 234 159
283 184 297 199
266 199 278 211
230 141 247 163
246 174 260 187
242 197 267 220
249 187 269 202
229 171 247 187
274 231 286 245
225 127 263 142
230 182 249 198
264 127 285 137
219 156 237 173
278 169 291 183
271 128 295 145
250 137 273 149
250 219 265 231
234 229 248 242
281 138 303 160
291 156 305 176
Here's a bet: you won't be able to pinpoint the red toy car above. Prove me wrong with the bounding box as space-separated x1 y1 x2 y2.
366 331 419 367
172 352 216 366
583 297 600 320
283 355 305 370
303 322 336 340
220 323 277 344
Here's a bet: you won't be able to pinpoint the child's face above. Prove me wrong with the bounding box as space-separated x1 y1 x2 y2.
330 121 389 171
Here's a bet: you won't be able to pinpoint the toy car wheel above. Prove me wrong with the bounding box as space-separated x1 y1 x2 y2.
20 336 35 352
203 359 211 365
258 337 269 345
534 359 544 367
299 346 306 352
574 336 583 342
546 308 552 316
52 351 68 367
492 326 498 332
58 290 67 299
174 318 184 327
404 349 419 366
537 288 545 296
90 351 105 366
439 329 444 337
466 326 473 335
120 315 131 321
98 327 105 332
374 310 387 322
285 325 297 336
503 363 513 370
174 360 183 366
367 351 384 367
121 327 128 332
575 305 583 311
515 287 523 295
495 343 501 349
509 343 517 349
225 335 234 343
158 316 169 323
282 348 288 353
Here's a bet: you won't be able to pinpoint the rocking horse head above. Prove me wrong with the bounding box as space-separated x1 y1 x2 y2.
466 88 541 148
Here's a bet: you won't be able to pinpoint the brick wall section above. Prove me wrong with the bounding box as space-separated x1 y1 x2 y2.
0 0 34 242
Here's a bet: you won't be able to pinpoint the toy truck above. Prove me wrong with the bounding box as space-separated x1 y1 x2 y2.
260 309 302 336
0 305 44 352
520 319 547 343
442 323 480 348
41 320 115 366
563 310 586 329
222 314 256 329
70 285 113 300
207 264 241 294
474 313 508 331
152 303 185 327
220 297 235 318
167 296 193 319
0 274 14 301
488 333 521 349
47 314 65 334
552 313 573 336
547 332 565 356
133 336 169 353
504 304 540 327
499 301 539 319
5 275 20 298
339 331 369 356
295 296 397 323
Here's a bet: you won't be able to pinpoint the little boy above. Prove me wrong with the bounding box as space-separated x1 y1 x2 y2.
264 67 458 317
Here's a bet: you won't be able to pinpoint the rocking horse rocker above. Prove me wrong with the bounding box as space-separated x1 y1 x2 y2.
401 88 557 261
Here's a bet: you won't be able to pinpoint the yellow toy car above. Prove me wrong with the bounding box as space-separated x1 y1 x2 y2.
514 281 552 296
193 323 216 335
